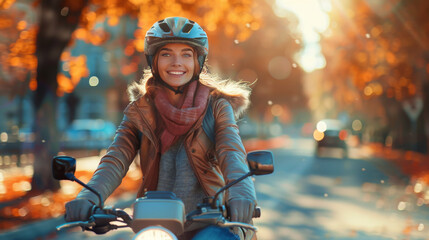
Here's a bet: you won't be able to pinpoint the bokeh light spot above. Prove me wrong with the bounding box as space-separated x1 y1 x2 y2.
316 121 327 132
89 76 99 87
364 86 373 96
414 183 423 193
271 104 284 116
352 120 362 131
268 56 291 80
0 132 8 142
397 201 406 211
313 130 324 141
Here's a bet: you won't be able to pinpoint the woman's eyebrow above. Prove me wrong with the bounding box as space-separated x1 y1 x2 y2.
182 48 194 52
159 47 194 52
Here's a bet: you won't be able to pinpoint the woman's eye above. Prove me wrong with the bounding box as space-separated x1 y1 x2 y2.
183 53 192 57
160 52 170 57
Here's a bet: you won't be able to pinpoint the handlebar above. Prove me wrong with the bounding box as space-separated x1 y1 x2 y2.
58 207 132 234
59 204 260 233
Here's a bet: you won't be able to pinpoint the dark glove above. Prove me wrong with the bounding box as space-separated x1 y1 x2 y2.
228 198 255 223
65 198 95 222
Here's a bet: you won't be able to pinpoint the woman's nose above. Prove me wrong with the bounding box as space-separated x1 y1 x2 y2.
171 56 182 66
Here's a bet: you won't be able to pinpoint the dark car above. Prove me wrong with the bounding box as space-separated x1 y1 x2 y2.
313 119 348 158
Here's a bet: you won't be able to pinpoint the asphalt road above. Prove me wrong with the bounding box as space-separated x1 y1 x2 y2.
253 138 429 240
4 137 429 240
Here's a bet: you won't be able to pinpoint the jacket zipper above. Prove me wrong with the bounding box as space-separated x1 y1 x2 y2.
183 133 210 197
183 101 213 197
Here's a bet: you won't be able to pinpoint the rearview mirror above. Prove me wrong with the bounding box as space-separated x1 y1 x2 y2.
247 150 274 175
52 155 104 208
52 156 76 180
210 150 274 208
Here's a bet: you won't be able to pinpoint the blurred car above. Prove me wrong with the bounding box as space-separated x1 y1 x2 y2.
62 119 116 150
0 127 35 156
313 119 348 158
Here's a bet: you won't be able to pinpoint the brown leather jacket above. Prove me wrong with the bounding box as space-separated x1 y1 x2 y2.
77 91 257 206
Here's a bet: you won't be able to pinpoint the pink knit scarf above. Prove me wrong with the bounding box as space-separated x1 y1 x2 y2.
154 81 210 153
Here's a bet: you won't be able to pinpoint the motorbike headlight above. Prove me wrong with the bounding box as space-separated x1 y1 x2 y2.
133 226 177 240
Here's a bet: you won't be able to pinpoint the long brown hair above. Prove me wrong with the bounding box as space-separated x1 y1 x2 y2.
129 68 252 100
127 46 253 118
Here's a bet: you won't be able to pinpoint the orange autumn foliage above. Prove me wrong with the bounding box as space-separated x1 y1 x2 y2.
321 0 429 112
1 0 259 96
0 167 142 231
57 55 89 95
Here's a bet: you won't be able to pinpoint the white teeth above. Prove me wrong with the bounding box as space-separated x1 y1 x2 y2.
168 71 185 75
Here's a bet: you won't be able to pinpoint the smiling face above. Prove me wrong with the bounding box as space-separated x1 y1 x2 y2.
156 43 196 89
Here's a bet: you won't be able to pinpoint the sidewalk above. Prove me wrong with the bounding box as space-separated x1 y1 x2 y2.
364 143 429 198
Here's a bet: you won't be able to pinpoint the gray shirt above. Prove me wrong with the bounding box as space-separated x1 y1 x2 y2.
156 138 207 215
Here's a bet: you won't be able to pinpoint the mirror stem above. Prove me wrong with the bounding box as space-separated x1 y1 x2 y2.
68 174 104 209
211 171 252 209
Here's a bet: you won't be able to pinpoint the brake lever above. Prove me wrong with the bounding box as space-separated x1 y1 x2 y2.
218 220 258 232
56 220 96 231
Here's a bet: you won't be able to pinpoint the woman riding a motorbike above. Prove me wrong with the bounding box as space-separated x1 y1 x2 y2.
64 16 257 240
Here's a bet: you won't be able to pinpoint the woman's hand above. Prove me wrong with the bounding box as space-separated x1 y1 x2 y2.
65 198 95 222
228 198 255 223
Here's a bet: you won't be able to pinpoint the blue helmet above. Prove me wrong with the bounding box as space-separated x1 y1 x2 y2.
144 17 209 73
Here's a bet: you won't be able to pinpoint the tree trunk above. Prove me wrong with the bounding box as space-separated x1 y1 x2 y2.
31 0 88 192
421 53 429 154
423 83 429 153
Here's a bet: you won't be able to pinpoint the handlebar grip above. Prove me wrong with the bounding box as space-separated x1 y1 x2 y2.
252 206 261 218
93 207 106 215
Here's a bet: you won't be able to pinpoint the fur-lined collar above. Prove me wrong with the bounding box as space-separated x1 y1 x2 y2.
127 81 250 120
